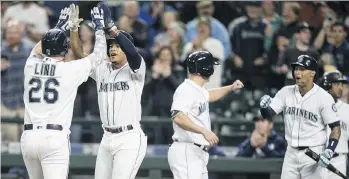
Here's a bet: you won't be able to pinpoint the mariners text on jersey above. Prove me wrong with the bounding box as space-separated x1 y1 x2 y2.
91 57 146 127
98 81 130 92
269 84 339 147
284 107 319 122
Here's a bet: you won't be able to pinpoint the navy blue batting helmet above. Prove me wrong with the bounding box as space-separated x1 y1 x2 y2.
186 51 219 78
106 30 134 56
317 70 348 91
41 29 69 56
291 55 318 79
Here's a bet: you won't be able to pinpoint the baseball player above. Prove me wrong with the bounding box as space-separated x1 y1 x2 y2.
259 55 341 179
69 3 147 179
317 70 349 179
168 51 244 179
21 6 107 179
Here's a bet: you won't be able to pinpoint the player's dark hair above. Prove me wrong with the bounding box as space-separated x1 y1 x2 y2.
331 21 347 32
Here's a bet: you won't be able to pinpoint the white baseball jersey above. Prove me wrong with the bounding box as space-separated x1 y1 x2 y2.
90 56 146 127
327 100 349 154
171 79 211 146
23 30 107 134
269 84 339 147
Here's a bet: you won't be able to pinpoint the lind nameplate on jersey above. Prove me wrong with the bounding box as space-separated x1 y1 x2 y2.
34 62 56 76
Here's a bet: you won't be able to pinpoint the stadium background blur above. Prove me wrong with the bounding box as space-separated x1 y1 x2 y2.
1 1 349 179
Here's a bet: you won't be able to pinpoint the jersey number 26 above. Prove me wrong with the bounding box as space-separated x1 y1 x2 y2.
29 77 59 104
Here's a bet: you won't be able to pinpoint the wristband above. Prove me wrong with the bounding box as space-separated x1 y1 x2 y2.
326 138 339 152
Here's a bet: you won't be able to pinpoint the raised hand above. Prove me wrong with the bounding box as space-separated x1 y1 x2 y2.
68 4 83 32
231 80 244 91
97 2 116 31
55 7 70 31
90 7 105 31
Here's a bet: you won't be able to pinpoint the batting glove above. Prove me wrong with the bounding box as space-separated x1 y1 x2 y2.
318 149 333 168
97 2 116 31
54 7 70 31
68 4 83 32
90 7 105 31
260 95 272 108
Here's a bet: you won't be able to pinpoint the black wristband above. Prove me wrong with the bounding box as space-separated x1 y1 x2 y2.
326 138 339 152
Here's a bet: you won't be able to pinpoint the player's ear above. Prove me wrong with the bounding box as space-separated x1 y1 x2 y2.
311 71 316 77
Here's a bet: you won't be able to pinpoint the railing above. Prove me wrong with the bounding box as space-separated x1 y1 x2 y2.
1 153 283 179
1 116 285 179
1 116 285 135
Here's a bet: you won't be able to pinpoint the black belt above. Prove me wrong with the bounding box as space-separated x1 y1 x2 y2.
332 153 345 158
104 124 133 134
173 139 209 152
293 146 309 150
24 124 63 131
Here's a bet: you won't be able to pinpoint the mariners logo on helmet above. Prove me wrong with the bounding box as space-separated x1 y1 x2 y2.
291 55 318 80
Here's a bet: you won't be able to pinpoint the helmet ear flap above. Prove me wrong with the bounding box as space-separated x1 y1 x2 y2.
60 38 69 56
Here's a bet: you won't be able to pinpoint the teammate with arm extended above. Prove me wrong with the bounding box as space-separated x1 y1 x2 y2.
69 3 147 179
21 6 107 179
168 51 244 179
317 71 349 179
259 55 341 179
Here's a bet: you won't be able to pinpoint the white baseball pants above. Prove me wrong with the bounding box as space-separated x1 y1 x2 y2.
168 142 209 179
94 127 147 179
20 130 70 179
281 145 326 179
324 154 347 179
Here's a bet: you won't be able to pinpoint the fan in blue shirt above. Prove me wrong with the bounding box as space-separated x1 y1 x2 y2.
236 117 287 158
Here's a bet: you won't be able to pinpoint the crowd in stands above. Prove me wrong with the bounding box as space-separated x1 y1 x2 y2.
2 1 349 158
